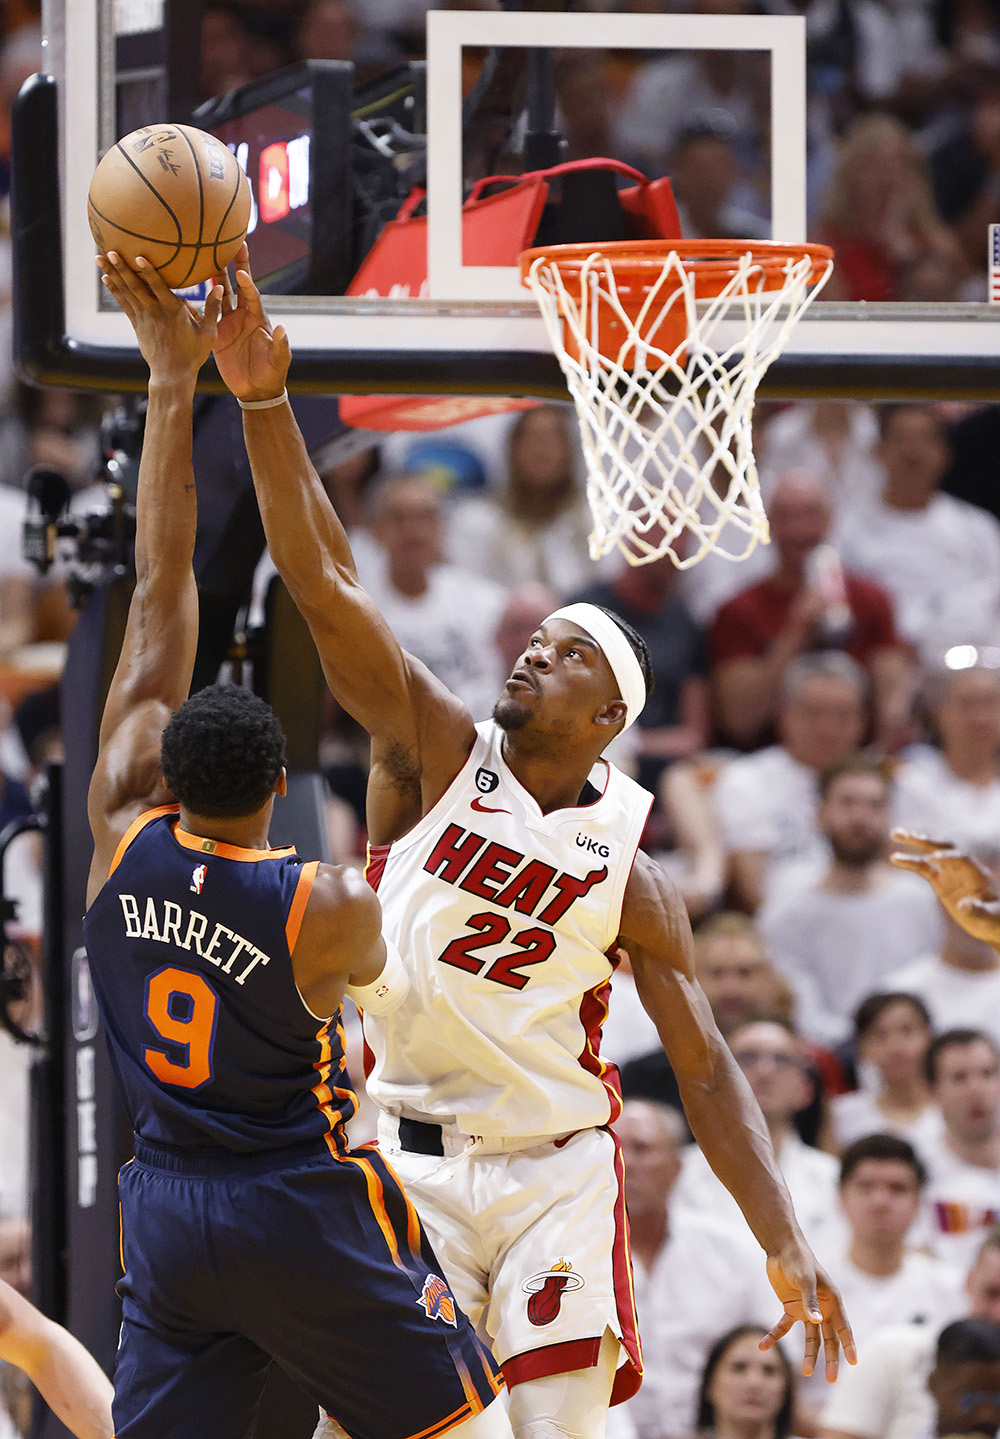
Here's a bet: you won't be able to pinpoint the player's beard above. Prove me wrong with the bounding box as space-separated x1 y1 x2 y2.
493 695 530 732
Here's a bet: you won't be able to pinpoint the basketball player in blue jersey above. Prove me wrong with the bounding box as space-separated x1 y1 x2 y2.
86 252 512 1439
211 246 855 1439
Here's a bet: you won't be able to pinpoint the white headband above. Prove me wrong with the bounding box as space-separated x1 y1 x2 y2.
544 603 646 732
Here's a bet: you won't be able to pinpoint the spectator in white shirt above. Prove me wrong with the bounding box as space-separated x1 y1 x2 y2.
829 1135 964 1357
674 1020 845 1256
446 405 606 599
712 652 868 912
894 665 1000 854
830 993 944 1161
820 1225 1000 1439
920 1030 1000 1276
759 757 944 1047
614 1099 777 1439
837 404 1000 667
355 471 507 720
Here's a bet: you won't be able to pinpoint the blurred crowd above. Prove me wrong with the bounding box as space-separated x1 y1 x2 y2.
3 1 1000 1437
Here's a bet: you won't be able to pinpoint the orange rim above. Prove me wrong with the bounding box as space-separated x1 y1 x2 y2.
519 238 834 298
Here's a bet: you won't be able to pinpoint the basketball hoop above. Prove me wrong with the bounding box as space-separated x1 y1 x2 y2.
519 239 834 569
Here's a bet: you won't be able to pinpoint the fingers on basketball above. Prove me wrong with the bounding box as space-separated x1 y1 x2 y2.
96 258 135 320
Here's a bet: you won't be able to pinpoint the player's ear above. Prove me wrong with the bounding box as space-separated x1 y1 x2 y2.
596 700 627 729
275 767 288 799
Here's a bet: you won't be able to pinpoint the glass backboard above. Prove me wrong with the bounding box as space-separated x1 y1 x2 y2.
16 0 1000 399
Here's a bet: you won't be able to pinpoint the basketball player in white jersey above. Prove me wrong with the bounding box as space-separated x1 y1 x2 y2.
212 246 854 1439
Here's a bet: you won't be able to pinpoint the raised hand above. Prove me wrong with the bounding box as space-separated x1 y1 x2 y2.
97 252 222 383
762 1245 856 1383
213 243 291 403
890 830 1000 945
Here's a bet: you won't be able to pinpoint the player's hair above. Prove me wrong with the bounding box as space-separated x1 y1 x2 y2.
589 605 654 701
925 1027 1000 1086
817 753 895 801
853 990 932 1041
160 683 287 820
695 1325 794 1438
839 1132 927 1189
935 1316 1000 1367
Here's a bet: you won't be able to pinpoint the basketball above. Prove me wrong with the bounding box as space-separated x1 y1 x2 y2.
88 123 252 290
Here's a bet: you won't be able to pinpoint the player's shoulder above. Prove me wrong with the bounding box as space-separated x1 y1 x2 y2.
623 848 679 906
620 850 689 952
306 862 377 918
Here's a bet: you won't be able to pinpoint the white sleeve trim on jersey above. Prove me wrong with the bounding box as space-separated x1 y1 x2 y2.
346 939 410 1015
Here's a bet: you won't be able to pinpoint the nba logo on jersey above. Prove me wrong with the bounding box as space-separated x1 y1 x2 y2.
190 864 207 895
475 767 499 794
417 1274 457 1327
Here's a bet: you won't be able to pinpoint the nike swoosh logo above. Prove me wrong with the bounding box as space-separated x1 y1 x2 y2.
471 797 510 814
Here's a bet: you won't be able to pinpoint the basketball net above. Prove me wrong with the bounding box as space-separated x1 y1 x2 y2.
520 241 834 569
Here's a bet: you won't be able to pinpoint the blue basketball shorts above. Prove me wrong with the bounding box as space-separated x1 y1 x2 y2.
113 1137 502 1439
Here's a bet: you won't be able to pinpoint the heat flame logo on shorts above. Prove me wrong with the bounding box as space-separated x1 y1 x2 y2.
521 1258 585 1327
417 1273 457 1327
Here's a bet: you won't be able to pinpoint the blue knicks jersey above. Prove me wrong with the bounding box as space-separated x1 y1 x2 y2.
84 806 355 1154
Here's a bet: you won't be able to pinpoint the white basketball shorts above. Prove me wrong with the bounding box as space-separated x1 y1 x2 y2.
378 1121 641 1405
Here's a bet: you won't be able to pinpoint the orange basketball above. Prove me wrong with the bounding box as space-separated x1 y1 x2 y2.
88 123 252 289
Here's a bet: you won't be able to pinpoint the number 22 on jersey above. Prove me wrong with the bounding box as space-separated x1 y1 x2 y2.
436 913 555 990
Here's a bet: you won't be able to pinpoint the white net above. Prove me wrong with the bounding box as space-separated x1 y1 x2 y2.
522 244 834 569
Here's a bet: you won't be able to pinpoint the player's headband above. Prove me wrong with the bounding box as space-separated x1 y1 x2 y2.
544 603 647 733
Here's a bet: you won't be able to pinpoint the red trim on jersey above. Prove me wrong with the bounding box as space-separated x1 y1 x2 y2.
285 860 319 953
108 805 179 877
502 1336 602 1389
578 975 622 1125
609 1127 643 1403
365 841 390 893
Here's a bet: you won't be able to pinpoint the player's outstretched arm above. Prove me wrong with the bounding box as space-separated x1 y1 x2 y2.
86 253 222 902
212 246 475 842
0 1278 114 1439
620 852 856 1384
890 829 1000 947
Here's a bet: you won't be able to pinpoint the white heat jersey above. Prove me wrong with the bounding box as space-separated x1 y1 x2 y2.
364 720 654 1139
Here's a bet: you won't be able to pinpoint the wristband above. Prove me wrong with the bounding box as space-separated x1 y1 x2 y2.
238 390 288 410
345 939 410 1016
